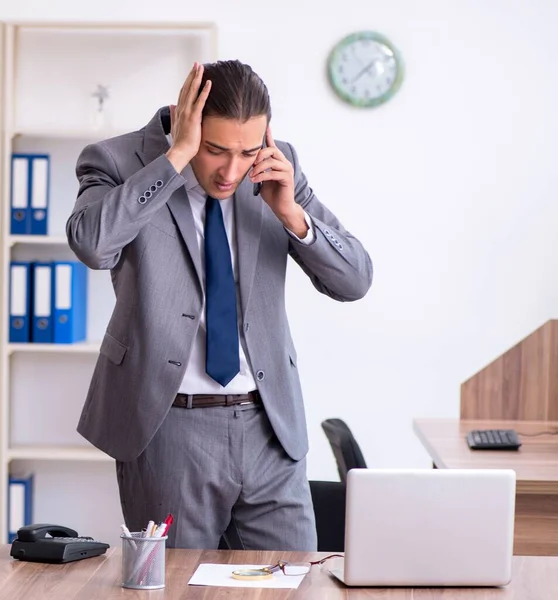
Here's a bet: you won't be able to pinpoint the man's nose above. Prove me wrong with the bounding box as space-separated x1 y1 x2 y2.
221 158 243 182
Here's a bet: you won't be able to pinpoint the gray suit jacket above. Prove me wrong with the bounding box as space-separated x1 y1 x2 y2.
67 107 373 462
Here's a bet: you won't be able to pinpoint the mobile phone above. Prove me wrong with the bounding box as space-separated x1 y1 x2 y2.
253 136 267 196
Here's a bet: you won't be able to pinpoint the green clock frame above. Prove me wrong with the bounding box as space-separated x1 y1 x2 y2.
327 31 404 108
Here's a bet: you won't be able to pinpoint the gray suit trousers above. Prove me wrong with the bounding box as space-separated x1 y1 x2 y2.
116 403 317 551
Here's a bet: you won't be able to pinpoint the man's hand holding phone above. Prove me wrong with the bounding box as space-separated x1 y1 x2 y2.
250 128 308 238
166 62 211 173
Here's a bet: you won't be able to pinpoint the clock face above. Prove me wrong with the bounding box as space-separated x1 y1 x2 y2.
327 31 404 108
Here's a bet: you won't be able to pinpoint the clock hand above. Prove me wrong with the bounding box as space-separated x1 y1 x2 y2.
351 61 376 84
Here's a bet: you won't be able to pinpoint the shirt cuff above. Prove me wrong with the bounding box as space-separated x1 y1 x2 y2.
285 211 315 245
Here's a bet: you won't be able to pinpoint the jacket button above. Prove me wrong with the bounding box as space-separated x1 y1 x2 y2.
138 196 147 204
256 370 265 381
244 322 249 332
156 180 164 187
149 184 158 193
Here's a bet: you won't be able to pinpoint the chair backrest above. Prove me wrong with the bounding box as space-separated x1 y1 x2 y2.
321 418 367 483
309 480 346 552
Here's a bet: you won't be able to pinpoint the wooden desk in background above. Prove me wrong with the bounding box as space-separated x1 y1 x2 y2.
0 546 557 599
413 418 558 557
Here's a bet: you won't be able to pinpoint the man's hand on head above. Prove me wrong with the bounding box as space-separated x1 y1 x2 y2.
166 62 212 173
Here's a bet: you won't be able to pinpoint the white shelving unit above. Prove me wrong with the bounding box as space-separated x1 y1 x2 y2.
8 235 69 247
9 446 112 462
0 20 218 545
7 342 101 355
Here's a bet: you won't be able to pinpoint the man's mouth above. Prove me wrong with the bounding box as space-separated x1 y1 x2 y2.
215 181 235 191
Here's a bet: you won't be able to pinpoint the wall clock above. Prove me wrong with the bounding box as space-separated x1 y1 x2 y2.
327 31 404 108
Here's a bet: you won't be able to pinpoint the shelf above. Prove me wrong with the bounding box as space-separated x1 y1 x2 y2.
9 129 129 141
11 24 217 135
13 23 216 33
8 341 101 354
9 235 69 246
8 446 113 462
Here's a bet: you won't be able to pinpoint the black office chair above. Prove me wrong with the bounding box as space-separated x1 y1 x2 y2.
321 418 367 484
309 479 346 551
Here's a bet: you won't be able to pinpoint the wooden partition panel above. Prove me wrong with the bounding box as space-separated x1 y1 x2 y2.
461 320 558 420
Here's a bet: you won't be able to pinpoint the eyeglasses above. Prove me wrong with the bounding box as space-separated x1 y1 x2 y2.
262 554 344 576
231 554 344 581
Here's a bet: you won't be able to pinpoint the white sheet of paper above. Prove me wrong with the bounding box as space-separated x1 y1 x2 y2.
188 564 306 589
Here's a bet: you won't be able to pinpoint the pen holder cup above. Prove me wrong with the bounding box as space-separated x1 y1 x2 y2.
121 532 168 590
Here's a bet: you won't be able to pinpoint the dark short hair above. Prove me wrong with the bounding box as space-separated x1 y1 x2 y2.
199 60 271 122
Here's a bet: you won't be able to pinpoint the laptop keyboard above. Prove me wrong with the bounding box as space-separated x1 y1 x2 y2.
466 429 522 450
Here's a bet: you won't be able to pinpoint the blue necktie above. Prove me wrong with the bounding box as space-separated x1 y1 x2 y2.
204 196 240 387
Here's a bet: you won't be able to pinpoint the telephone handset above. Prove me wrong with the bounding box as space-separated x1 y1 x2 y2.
17 523 79 542
10 523 109 563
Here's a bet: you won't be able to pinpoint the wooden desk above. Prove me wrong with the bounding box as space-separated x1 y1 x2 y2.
0 546 557 599
413 418 558 556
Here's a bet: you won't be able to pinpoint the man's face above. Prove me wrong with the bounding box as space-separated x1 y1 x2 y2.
190 115 267 200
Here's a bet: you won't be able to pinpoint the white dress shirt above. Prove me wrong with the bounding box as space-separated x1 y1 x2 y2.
165 138 314 394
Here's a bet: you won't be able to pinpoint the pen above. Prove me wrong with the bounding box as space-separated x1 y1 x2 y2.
152 522 167 538
121 524 137 550
144 520 154 538
163 513 174 536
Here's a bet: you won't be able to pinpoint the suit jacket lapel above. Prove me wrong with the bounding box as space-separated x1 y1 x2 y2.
234 177 262 318
166 190 204 289
135 107 204 291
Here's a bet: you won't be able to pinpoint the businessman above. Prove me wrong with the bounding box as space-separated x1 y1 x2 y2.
67 59 373 551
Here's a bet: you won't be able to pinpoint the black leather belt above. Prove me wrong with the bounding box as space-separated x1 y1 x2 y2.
172 390 261 409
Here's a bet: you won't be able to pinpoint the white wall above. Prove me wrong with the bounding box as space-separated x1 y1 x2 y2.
2 1 558 487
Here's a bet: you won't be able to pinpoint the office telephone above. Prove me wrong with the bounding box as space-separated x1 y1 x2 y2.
10 523 109 563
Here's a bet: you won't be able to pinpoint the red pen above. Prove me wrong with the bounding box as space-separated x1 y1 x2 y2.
163 513 174 535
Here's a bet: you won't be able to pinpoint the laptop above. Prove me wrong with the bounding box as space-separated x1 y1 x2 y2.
329 468 516 587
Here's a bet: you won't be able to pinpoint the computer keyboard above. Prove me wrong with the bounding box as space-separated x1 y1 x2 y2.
466 429 522 450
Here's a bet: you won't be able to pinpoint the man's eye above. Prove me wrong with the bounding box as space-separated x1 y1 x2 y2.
207 149 222 155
